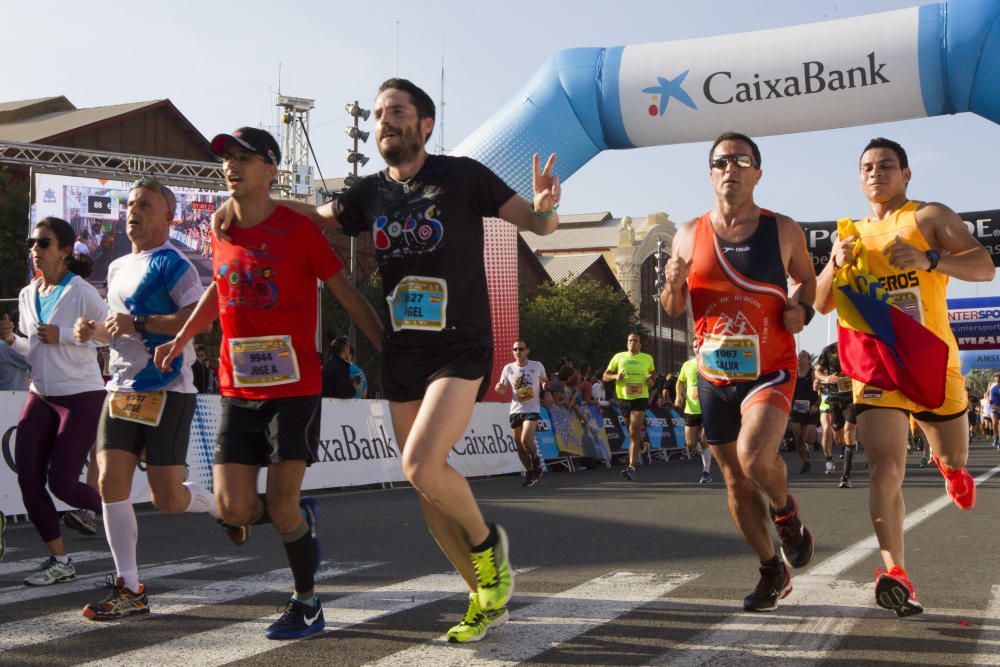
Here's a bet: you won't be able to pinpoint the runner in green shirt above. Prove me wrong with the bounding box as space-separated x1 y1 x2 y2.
602 333 655 480
675 341 713 483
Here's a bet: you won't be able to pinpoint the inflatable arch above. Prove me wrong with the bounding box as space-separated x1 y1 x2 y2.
454 0 1000 198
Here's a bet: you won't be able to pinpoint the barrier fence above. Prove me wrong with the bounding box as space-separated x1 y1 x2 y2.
0 391 687 517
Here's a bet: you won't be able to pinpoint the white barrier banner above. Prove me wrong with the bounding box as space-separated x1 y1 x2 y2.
1 392 521 516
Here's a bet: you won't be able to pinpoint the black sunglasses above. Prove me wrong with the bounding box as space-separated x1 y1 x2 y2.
512 347 527 351
710 153 757 170
26 237 53 250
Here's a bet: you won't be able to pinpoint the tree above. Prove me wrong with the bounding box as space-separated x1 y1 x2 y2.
0 168 30 300
519 276 646 373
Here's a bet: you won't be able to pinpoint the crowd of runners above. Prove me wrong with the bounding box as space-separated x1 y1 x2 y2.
0 77 998 644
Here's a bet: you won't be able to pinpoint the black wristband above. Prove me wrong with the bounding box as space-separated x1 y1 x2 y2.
800 302 816 326
133 313 149 334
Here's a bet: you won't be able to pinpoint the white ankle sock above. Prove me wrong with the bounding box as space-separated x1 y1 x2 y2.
701 447 713 473
102 500 140 592
182 482 219 518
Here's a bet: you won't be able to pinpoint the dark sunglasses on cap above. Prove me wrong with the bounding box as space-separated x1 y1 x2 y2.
710 153 757 170
26 237 53 250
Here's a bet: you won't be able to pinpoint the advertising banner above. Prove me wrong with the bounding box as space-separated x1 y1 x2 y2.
0 393 520 516
802 209 1000 272
948 297 1000 351
535 407 561 461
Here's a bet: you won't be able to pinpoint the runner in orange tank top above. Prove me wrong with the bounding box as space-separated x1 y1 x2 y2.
815 137 995 618
661 132 817 614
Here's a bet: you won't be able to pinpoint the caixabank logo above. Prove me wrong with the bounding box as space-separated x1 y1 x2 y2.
643 52 890 116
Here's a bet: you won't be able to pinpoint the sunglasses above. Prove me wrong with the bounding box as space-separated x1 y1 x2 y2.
710 154 757 170
26 237 53 250
132 176 177 210
512 347 527 351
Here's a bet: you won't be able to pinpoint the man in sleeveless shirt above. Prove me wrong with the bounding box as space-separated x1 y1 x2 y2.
815 137 994 618
661 131 817 613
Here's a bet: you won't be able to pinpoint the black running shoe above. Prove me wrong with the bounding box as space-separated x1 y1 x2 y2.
621 467 636 481
839 476 852 489
219 520 250 546
799 462 811 474
742 560 792 612
771 495 814 569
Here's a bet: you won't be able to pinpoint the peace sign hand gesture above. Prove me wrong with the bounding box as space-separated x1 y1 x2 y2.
532 153 560 214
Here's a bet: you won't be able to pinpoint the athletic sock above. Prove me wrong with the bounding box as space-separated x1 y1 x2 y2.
182 482 219 518
281 521 315 600
103 500 140 592
701 447 713 473
844 445 856 478
54 554 70 564
471 523 497 553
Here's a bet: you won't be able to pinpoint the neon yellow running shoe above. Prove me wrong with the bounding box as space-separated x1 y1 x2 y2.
470 524 513 612
447 593 489 643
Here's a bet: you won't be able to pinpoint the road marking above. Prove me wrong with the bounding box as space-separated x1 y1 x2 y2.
81 570 482 666
0 550 110 577
367 571 699 667
649 462 1000 665
0 554 251 609
2 560 374 655
972 585 1000 666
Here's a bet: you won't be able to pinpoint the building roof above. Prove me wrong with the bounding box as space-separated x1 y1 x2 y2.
538 253 607 283
521 215 622 252
0 99 167 143
556 211 613 225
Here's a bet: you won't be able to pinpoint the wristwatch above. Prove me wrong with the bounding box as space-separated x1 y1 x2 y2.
925 249 941 271
133 313 149 334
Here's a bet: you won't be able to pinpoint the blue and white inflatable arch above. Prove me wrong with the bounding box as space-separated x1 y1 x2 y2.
454 0 1000 197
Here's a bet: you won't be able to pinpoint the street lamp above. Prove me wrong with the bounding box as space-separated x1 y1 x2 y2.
344 99 370 349
653 239 665 373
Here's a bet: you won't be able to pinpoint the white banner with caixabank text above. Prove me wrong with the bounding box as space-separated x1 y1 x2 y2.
0 392 521 517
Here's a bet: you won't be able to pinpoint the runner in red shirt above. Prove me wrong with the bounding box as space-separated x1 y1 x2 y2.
156 127 382 640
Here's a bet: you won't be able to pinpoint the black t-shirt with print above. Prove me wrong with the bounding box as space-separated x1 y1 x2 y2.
333 154 515 349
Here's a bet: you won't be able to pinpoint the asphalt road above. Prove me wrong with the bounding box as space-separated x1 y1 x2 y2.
2 439 999 666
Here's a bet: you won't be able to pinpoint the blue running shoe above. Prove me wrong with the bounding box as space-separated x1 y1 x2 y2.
299 496 322 571
265 597 325 639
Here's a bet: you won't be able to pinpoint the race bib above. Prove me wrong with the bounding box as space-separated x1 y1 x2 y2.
625 382 645 397
792 399 810 414
837 376 853 393
516 386 535 403
387 276 447 331
700 334 760 381
230 335 300 388
109 390 166 427
887 289 923 324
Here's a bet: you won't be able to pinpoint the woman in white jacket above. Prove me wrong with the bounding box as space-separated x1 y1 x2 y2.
0 217 109 586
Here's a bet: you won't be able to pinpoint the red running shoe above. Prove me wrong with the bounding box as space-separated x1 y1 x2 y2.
930 456 976 510
874 566 923 617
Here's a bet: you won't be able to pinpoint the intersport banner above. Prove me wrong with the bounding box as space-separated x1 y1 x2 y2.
0 393 520 516
948 296 1000 350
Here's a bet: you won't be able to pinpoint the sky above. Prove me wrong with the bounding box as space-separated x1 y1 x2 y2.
3 0 999 355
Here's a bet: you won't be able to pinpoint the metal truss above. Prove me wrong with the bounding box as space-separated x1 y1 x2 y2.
0 139 294 193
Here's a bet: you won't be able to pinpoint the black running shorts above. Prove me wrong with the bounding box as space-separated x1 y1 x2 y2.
214 395 321 466
97 391 196 466
622 397 649 414
698 369 794 445
382 342 491 403
509 412 541 429
683 412 703 427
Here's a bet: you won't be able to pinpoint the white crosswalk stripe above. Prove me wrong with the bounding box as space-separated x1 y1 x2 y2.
367 571 699 667
0 556 250 628
0 550 110 577
81 570 475 667
0 559 372 654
